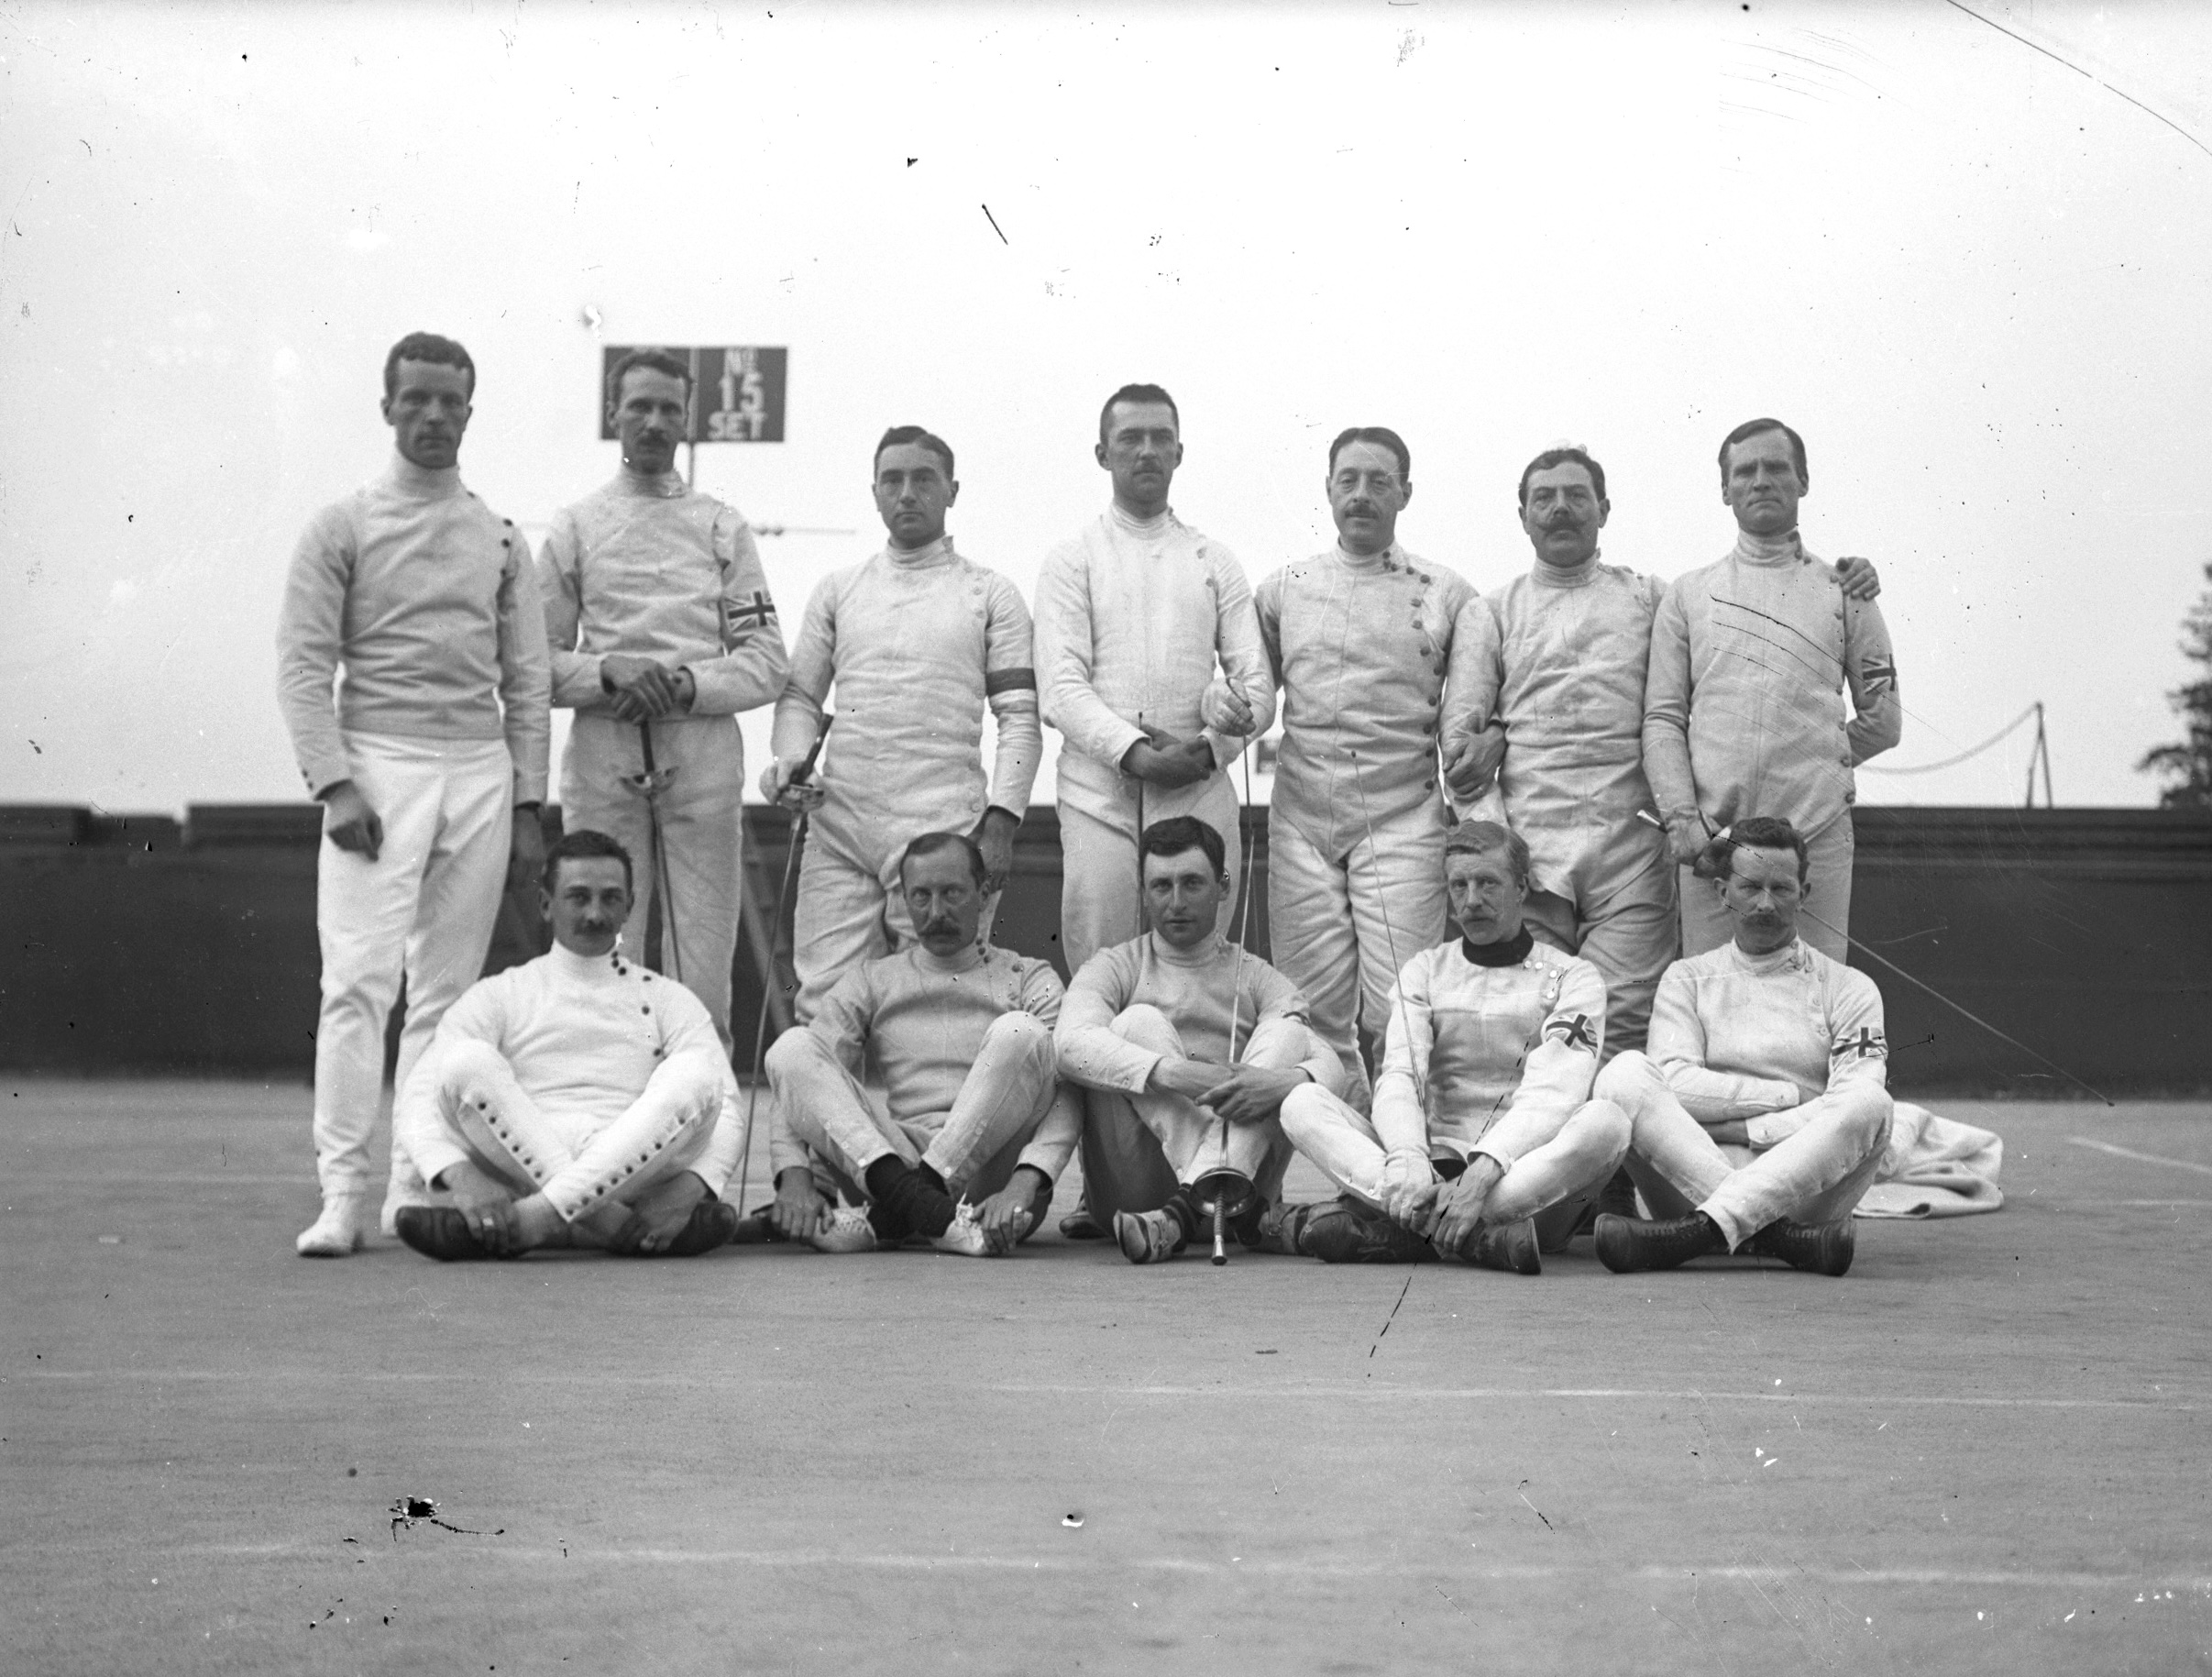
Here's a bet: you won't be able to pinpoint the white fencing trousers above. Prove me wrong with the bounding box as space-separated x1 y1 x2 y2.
1679 815 1853 964
313 732 512 1198
562 712 746 1050
766 1011 1057 1201
1266 810 1447 1113
1280 1083 1630 1252
433 1040 723 1224
1078 1006 1323 1215
790 833 1005 1026
1520 871 1678 1062
1059 775 1242 976
1596 1050 1891 1251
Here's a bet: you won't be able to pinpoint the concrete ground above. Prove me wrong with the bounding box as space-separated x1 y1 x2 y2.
4 1080 2207 1675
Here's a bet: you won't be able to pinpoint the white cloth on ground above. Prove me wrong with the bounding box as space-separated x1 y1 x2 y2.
1855 1102 2004 1218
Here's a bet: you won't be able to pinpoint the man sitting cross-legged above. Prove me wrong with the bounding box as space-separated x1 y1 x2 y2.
764 832 1080 1256
391 829 745 1261
1274 820 1629 1274
1591 815 1892 1277
1055 815 1347 1265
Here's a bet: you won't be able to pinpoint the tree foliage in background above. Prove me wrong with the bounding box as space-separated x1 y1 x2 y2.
2139 561 2212 808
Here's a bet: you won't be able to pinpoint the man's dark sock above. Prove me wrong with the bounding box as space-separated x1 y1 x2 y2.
1161 1191 1200 1244
915 1162 949 1197
864 1158 957 1241
1230 1196 1268 1245
864 1158 915 1241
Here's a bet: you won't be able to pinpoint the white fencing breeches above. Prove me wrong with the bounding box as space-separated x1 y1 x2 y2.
766 1011 1058 1200
1280 1083 1630 1250
562 712 746 1050
1678 814 1853 965
1596 1050 1891 1250
1059 774 1242 976
313 732 512 1197
1266 809 1448 1113
422 1040 722 1224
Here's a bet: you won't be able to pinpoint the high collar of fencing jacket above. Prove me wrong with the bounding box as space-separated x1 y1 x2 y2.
1107 502 1175 542
886 535 956 571
383 451 463 502
609 467 689 501
1731 527 1805 567
1529 550 1603 590
1459 925 1535 968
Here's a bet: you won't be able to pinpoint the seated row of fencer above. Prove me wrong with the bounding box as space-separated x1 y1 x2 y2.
392 810 1891 1274
283 331 1902 1260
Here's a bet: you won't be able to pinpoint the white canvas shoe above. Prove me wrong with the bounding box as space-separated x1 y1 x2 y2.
296 1192 369 1257
932 1200 1018 1258
807 1205 880 1254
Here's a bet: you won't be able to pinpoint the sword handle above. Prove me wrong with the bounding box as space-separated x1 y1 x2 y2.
791 712 833 788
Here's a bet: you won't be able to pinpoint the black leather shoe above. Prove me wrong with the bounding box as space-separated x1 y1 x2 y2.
394 1205 490 1263
1304 1197 1436 1264
1464 1218 1542 1275
1744 1216 1856 1276
1594 1211 1726 1274
664 1198 742 1257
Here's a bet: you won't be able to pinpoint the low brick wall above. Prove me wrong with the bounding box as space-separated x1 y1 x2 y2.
2 803 2205 1093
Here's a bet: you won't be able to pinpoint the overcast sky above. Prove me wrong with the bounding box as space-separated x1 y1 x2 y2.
4 0 2208 815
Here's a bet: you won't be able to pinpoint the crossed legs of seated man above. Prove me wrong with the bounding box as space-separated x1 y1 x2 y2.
1592 1050 1889 1274
766 1010 1066 1255
409 1040 731 1257
1083 1005 1345 1264
1276 1083 1628 1271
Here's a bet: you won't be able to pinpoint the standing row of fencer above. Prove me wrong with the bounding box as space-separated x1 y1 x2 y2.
277 331 1901 1270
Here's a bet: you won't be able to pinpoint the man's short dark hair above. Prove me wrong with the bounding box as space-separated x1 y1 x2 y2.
542 828 633 895
1099 383 1179 445
875 425 956 480
1139 814 1225 880
383 332 475 399
1718 417 1808 484
1712 815 1810 882
899 830 987 889
1517 446 1607 509
1328 426 1410 481
606 348 693 413
1443 819 1531 889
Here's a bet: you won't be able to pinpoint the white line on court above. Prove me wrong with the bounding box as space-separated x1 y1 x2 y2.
13 1372 2203 1411
985 1385 2206 1412
2068 1137 2212 1177
145 1543 2212 1592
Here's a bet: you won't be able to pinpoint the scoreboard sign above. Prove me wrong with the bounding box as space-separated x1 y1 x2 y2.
599 345 788 444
